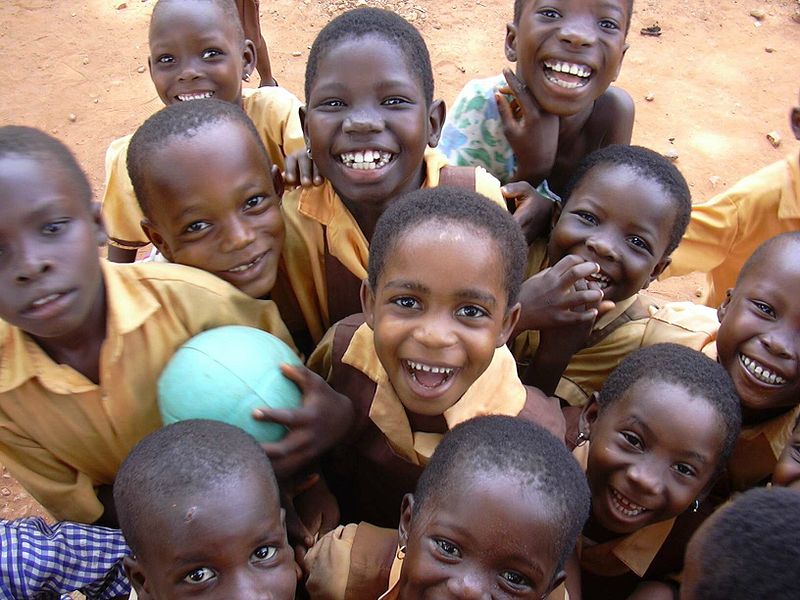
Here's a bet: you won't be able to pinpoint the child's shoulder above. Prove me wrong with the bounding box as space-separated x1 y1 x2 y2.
242 84 303 113
585 85 635 144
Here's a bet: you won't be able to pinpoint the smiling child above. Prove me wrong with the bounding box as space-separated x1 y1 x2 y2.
102 0 304 262
440 0 634 199
274 7 507 350
308 187 564 528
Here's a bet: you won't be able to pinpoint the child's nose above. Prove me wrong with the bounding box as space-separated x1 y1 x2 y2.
14 246 52 284
585 233 620 262
342 108 385 134
412 313 458 348
761 328 796 360
446 570 491 599
558 15 598 47
221 219 256 252
627 461 665 496
177 59 203 81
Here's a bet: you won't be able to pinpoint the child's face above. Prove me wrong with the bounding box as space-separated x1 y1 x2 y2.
583 379 726 537
362 222 519 417
771 420 800 489
148 1 255 106
140 121 284 299
505 0 629 116
302 35 444 213
716 242 800 421
398 475 564 599
125 473 297 600
547 163 674 303
0 155 105 342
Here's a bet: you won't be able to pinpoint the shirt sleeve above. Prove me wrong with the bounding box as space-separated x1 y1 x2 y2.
0 517 131 600
100 135 150 249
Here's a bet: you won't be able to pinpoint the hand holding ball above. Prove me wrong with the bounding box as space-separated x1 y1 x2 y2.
158 326 302 442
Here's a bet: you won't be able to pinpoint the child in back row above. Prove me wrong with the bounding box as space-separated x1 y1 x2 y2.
646 231 800 493
305 416 590 600
274 7 507 351
440 0 634 199
513 145 697 405
567 343 741 599
0 125 295 524
102 0 304 262
308 188 564 528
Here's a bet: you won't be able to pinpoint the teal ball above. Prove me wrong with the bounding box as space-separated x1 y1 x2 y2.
157 325 302 442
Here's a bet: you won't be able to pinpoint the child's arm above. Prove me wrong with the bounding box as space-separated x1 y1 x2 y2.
518 386 566 441
496 68 560 187
592 86 635 146
254 363 355 478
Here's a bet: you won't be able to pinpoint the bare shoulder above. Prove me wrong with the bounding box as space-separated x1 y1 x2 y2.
588 86 635 145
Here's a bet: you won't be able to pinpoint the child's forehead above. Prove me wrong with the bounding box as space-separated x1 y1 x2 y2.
150 1 238 42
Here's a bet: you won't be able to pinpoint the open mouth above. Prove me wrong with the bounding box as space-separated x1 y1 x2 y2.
339 149 395 171
176 91 215 102
404 360 456 389
224 252 266 275
543 59 592 89
739 353 787 386
610 488 648 518
586 271 611 290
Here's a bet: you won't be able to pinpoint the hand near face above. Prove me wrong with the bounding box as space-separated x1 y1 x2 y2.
501 181 556 245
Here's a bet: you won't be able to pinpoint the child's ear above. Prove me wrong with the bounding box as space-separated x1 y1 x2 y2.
271 165 285 199
279 508 303 582
717 288 733 322
141 218 173 262
299 106 311 155
497 301 521 347
611 44 630 82
545 569 567 597
91 203 108 247
426 99 446 148
580 392 601 436
360 279 376 329
123 555 150 599
643 255 671 289
504 22 518 62
791 106 800 140
242 39 257 82
550 200 563 231
398 493 415 549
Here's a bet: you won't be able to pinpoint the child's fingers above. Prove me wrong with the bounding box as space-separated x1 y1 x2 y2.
312 162 324 186
501 67 534 115
501 181 537 200
597 300 616 317
253 406 307 427
278 362 317 393
495 91 520 132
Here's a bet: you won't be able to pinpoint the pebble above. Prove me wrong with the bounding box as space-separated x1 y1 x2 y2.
137 65 146 73
0 488 10 497
94 98 99 104
663 149 679 161
709 175 722 188
695 288 703 298
82 57 90 65
68 113 77 122
765 47 775 53
116 1 127 9
291 51 302 57
749 8 766 20
645 93 655 101
766 131 782 148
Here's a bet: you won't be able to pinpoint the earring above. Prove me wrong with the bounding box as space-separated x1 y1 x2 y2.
242 72 251 82
575 431 589 447
691 500 700 513
396 544 407 560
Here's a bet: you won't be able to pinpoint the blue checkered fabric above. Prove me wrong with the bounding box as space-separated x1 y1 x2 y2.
0 517 131 599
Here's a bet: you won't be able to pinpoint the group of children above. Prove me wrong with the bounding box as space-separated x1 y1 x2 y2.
1 0 799 598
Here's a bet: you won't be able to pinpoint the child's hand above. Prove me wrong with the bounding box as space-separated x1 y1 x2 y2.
283 148 323 188
254 364 354 477
279 472 321 566
496 68 559 186
501 181 555 245
514 255 614 336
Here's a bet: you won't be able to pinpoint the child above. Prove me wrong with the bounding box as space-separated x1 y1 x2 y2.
308 188 564 528
661 89 800 307
439 0 634 198
115 419 299 599
0 125 294 524
772 414 800 489
570 343 741 599
236 0 274 86
102 0 304 262
680 487 800 600
514 145 694 404
305 415 590 600
645 232 800 492
275 7 507 349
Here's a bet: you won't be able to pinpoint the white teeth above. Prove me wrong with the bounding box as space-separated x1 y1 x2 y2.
587 272 611 290
406 360 454 376
177 91 214 101
339 150 394 170
611 489 647 517
31 293 60 307
227 255 261 273
740 354 787 385
544 60 592 78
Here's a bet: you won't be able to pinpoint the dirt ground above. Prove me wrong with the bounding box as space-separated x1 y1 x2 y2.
0 0 798 519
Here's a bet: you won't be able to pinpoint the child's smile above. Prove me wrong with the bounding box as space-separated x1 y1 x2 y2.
403 360 459 399
542 59 593 90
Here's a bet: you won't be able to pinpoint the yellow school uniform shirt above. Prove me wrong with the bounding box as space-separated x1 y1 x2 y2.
0 260 293 523
101 86 305 249
275 148 505 345
663 149 800 307
309 320 526 464
640 300 800 491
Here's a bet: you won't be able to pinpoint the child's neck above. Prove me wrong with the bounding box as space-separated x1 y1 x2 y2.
741 404 795 428
32 280 107 385
406 410 448 434
557 103 596 141
582 513 626 544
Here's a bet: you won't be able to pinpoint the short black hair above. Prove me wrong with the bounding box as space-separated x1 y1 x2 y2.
0 126 92 205
114 419 278 556
598 343 742 474
686 487 800 599
127 98 271 218
513 0 635 33
562 144 691 257
368 187 527 307
150 0 245 46
736 231 800 285
414 415 590 569
305 7 434 106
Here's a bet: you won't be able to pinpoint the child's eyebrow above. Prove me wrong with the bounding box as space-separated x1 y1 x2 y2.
384 279 428 293
454 289 498 308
